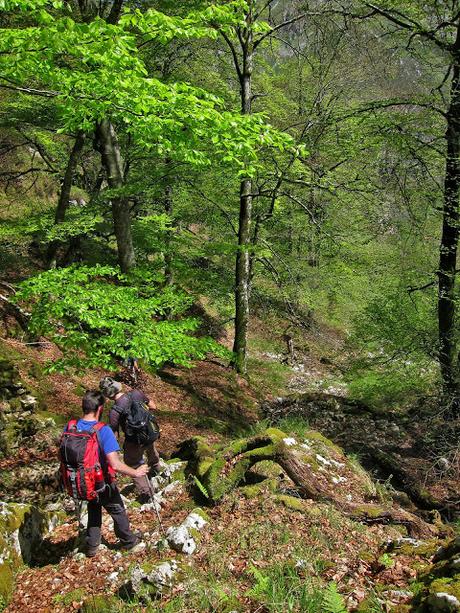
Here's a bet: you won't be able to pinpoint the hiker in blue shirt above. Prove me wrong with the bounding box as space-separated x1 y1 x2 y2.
73 391 148 557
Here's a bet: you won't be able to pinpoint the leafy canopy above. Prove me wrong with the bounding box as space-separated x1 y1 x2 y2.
0 0 294 174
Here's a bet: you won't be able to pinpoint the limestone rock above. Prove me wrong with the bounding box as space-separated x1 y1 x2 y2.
19 395 37 410
0 500 61 600
165 508 208 555
166 525 196 555
182 511 207 531
412 536 460 611
121 559 181 602
425 592 460 612
148 560 179 590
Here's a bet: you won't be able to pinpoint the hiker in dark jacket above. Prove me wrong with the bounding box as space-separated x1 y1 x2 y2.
99 376 161 503
72 391 148 557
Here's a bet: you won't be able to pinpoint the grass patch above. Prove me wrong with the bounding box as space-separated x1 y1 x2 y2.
276 416 311 438
247 358 291 398
53 588 87 607
245 562 339 613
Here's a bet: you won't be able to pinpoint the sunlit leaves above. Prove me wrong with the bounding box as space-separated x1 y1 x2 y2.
15 265 231 371
0 0 293 173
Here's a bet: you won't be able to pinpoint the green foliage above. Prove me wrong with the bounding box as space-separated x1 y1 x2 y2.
14 265 231 371
347 364 434 409
0 0 453 411
321 583 347 613
0 210 103 243
378 553 394 569
193 475 210 499
52 588 87 607
346 283 438 407
245 563 326 612
0 1 295 174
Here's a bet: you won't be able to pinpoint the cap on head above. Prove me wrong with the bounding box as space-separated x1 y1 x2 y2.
99 376 122 399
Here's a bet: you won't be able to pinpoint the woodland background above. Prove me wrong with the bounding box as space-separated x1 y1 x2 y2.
1 2 460 611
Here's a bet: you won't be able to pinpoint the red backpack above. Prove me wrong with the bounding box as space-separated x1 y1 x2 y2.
59 420 116 501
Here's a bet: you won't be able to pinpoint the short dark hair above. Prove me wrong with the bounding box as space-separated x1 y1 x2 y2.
82 390 105 415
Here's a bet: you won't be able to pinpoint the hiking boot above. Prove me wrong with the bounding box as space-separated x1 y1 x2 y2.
86 546 99 558
120 532 143 551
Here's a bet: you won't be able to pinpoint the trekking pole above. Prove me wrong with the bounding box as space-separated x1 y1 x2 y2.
73 497 83 549
145 475 167 538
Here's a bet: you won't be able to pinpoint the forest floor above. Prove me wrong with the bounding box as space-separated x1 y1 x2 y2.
0 314 458 612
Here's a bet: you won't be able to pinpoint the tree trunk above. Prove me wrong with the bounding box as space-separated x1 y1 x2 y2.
438 52 460 399
46 131 85 268
436 20 460 408
232 24 254 375
164 181 173 286
95 119 136 273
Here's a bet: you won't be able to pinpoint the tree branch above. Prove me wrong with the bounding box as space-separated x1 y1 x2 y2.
253 13 309 50
219 30 243 82
364 2 453 51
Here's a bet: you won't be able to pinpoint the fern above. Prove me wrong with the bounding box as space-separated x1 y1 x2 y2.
246 565 271 599
193 475 209 499
322 582 347 613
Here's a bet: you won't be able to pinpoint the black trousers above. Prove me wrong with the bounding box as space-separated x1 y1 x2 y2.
86 484 136 549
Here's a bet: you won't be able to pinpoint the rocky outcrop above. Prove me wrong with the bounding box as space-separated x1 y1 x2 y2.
0 357 61 503
412 537 460 611
0 501 62 601
0 357 46 458
262 393 457 513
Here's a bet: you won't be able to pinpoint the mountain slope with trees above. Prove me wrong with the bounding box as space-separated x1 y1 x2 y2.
0 0 459 611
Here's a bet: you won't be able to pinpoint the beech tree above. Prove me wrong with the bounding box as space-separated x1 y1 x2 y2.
219 0 307 374
0 0 293 272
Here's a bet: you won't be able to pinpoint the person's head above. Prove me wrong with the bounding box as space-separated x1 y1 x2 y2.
99 376 122 399
82 390 105 417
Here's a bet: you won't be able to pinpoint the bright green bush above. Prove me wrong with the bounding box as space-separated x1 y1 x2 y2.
15 264 230 371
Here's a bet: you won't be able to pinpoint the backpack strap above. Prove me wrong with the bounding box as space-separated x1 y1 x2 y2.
112 393 130 416
89 422 106 449
66 419 78 432
92 422 106 432
90 422 116 481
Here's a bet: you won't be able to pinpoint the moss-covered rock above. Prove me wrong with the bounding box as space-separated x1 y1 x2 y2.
390 538 445 558
120 559 184 602
190 507 210 523
275 494 306 512
175 428 435 537
241 479 278 499
412 536 460 611
0 501 62 602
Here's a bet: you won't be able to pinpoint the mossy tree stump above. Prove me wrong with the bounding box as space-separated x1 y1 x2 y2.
174 428 437 538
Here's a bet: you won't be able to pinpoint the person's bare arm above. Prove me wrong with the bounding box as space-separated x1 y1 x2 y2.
148 399 157 411
106 451 149 478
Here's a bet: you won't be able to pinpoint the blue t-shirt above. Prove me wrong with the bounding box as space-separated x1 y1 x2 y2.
76 419 120 455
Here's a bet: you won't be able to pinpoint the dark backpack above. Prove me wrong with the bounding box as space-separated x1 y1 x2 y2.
119 392 160 446
59 420 115 501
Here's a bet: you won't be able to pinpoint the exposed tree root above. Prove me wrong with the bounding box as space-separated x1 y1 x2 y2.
174 428 438 538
